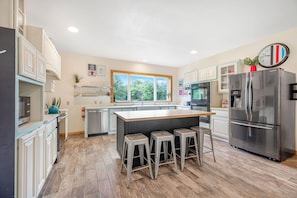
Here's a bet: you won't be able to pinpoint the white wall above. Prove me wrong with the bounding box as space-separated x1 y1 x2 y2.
177 27 297 151
46 54 178 133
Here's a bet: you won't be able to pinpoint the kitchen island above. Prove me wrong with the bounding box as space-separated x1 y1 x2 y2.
114 109 215 164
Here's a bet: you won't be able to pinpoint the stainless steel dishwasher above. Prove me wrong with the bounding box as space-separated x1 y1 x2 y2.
87 108 109 136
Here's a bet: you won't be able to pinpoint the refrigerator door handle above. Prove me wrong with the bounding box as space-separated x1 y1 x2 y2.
249 75 253 119
231 121 273 130
245 73 249 119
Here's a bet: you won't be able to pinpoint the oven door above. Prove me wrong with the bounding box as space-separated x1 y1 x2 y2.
191 105 210 123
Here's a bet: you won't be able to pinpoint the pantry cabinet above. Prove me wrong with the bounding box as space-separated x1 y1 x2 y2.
26 25 61 79
210 108 229 140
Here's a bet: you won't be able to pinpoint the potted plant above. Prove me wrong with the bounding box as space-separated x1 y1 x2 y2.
243 56 259 72
47 97 61 114
74 74 83 85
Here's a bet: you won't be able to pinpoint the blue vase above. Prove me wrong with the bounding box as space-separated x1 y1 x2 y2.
48 105 59 114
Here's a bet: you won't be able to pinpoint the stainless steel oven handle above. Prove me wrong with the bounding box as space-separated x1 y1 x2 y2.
231 121 273 130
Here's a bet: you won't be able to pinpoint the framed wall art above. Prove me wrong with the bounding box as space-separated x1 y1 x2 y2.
97 65 106 76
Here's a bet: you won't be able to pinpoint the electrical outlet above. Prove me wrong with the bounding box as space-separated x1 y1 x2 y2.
66 101 70 105
99 100 102 104
95 101 97 104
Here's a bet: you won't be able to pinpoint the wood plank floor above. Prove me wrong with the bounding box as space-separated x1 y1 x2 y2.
40 134 297 198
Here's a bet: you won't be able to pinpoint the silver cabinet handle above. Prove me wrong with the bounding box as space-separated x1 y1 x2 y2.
231 121 273 130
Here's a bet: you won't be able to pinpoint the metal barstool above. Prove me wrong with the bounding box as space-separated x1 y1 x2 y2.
150 131 178 178
191 126 216 164
173 128 200 171
120 133 154 187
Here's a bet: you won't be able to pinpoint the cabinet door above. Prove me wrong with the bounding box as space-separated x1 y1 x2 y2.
35 125 46 196
218 60 240 93
45 132 53 177
36 51 46 83
18 130 37 198
109 109 117 132
211 116 229 140
19 37 37 80
198 68 206 81
52 129 57 163
207 66 217 80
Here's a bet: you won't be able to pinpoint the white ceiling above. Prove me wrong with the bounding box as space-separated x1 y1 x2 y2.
25 0 297 67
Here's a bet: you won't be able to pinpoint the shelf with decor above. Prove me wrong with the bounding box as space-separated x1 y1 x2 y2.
217 60 241 93
74 85 111 97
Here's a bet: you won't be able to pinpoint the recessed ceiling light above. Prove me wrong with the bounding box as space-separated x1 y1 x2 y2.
143 59 148 62
68 26 79 33
190 50 197 54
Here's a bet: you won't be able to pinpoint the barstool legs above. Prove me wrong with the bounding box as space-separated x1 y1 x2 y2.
126 142 135 187
144 141 154 180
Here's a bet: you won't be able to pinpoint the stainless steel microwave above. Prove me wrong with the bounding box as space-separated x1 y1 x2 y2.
19 96 30 125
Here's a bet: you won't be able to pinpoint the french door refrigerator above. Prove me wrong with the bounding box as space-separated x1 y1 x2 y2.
229 68 295 161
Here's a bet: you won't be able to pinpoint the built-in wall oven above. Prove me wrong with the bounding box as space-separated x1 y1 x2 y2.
191 82 211 123
191 81 222 124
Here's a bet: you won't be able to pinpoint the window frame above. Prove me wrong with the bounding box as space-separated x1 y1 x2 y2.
111 70 172 103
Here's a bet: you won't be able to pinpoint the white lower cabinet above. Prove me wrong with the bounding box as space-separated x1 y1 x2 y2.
18 119 57 198
210 108 229 140
35 125 46 196
45 132 53 177
18 129 37 198
45 119 57 177
18 125 46 198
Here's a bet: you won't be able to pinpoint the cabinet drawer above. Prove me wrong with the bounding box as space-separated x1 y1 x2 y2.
211 109 229 117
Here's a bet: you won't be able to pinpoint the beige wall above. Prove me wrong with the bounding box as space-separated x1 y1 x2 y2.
48 27 297 149
177 27 297 150
46 54 178 133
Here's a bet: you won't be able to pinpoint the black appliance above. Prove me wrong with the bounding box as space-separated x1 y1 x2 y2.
0 27 15 197
229 69 296 161
19 96 30 125
191 82 210 123
191 81 222 123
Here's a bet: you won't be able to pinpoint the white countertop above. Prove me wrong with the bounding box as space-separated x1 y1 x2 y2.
114 109 216 122
43 114 59 123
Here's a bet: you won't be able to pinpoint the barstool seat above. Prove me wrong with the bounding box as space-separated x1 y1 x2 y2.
173 128 200 171
150 131 178 178
191 126 216 164
120 133 154 187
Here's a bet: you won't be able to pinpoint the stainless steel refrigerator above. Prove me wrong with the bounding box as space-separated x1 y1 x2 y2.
229 68 296 161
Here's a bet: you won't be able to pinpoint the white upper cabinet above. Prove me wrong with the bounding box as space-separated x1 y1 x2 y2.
18 36 37 80
184 70 198 84
217 60 241 93
0 0 26 36
18 36 46 83
26 25 61 80
198 66 217 81
36 51 46 83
